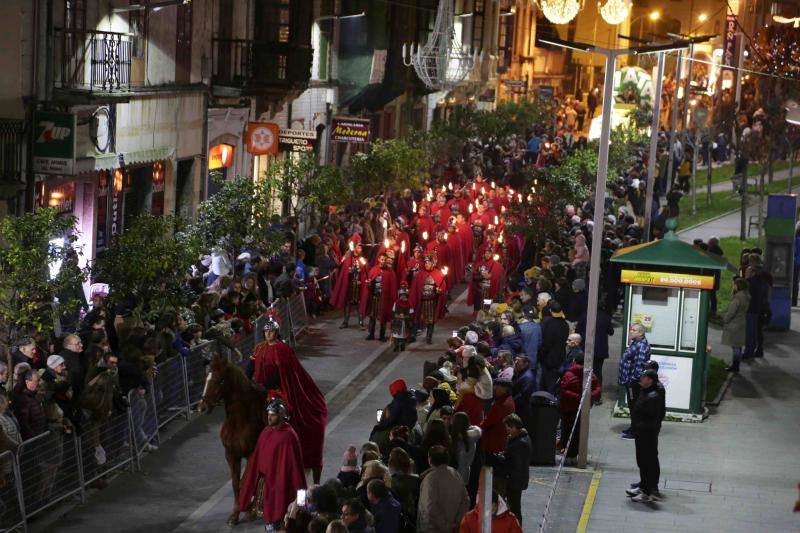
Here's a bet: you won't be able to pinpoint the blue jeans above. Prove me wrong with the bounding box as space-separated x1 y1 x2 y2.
743 312 759 358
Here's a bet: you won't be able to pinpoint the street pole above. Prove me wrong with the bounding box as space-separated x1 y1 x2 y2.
665 51 683 194
691 128 697 215
707 137 712 206
643 51 666 241
734 33 747 240
680 43 696 215
578 51 616 469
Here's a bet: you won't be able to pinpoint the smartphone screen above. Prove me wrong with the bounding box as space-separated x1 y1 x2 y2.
452 330 458 337
376 409 383 422
296 489 307 506
483 299 492 306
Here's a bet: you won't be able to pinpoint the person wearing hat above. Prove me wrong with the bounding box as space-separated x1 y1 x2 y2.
252 318 328 484
330 234 368 329
372 379 417 452
391 282 414 352
238 399 307 529
363 252 398 342
625 369 665 503
539 302 570 395
337 445 360 489
408 254 447 344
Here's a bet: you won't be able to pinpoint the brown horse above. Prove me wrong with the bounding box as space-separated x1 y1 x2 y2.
198 354 265 526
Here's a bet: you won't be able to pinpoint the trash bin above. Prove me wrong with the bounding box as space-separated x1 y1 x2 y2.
528 391 559 466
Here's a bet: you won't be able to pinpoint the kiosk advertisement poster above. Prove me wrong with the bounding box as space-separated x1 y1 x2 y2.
650 355 693 410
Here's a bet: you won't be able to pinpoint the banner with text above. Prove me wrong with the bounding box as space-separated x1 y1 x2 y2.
33 111 76 175
621 269 715 290
330 117 370 144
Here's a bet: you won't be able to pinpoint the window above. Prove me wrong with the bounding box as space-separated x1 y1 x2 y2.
628 285 680 349
256 0 291 43
679 289 700 351
129 3 147 59
471 0 485 52
176 2 193 83
65 0 86 30
277 54 287 79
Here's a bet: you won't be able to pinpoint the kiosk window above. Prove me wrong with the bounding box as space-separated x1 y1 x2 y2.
679 289 700 351
629 285 680 349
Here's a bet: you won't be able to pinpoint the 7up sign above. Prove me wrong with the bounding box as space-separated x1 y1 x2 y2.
33 111 76 175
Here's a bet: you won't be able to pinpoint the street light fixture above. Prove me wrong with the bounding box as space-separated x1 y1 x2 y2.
698 13 708 23
649 11 661 21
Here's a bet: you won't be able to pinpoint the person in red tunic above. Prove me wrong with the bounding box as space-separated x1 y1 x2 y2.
446 189 469 223
446 219 465 284
426 229 454 289
362 252 398 342
393 216 412 260
467 247 506 314
330 235 368 329
252 319 327 483
409 255 447 344
430 193 451 224
404 244 424 286
391 282 414 352
238 399 306 530
411 204 436 247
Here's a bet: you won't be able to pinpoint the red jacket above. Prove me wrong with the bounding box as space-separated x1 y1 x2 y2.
559 362 601 413
459 507 522 533
479 394 515 453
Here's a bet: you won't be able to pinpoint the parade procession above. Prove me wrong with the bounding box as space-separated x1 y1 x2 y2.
0 0 799 532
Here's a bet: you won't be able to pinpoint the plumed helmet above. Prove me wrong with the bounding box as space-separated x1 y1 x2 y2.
263 317 281 332
399 281 409 294
266 399 288 419
395 215 407 227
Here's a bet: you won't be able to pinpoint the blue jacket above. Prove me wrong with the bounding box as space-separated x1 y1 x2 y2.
518 321 542 365
377 390 417 431
370 494 401 533
512 367 536 420
618 337 650 385
496 333 523 355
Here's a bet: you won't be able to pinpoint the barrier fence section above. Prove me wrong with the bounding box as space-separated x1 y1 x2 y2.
3 294 311 530
0 450 24 533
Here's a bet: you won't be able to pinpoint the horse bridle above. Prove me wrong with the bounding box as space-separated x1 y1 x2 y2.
201 365 226 406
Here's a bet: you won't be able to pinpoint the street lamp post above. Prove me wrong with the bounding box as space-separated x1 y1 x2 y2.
643 51 666 241
537 36 691 471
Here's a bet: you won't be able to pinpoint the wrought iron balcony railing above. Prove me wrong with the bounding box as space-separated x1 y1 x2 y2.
0 119 24 184
53 28 132 93
211 38 313 90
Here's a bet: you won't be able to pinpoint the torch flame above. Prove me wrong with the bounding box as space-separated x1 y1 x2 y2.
441 266 448 276
501 205 506 214
382 218 388 229
517 193 522 203
468 203 473 214
401 240 406 254
494 215 499 225
448 182 453 191
493 254 500 261
412 201 417 213
384 239 390 249
498 233 504 244
422 231 429 241
527 194 533 203
472 183 476 191
349 241 355 252
443 233 448 240
359 257 367 266
491 181 496 189
481 186 486 195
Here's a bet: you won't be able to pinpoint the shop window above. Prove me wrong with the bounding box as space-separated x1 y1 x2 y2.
679 289 700 352
628 285 680 350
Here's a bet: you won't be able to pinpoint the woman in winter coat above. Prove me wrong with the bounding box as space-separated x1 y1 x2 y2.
448 412 481 483
722 278 750 373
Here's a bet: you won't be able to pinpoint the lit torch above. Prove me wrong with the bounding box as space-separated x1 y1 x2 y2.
448 182 453 191
349 241 355 252
493 254 500 261
498 233 504 244
422 231 429 241
494 215 499 225
501 205 506 214
468 203 473 214
384 238 390 249
491 181 496 189
412 201 417 213
401 240 406 254
359 257 367 266
441 266 448 276
517 193 523 203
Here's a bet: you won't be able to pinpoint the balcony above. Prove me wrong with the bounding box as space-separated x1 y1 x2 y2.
0 119 24 186
211 38 313 98
52 28 132 100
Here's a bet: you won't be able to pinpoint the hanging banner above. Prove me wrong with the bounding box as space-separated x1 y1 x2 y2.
245 122 279 155
151 161 165 216
44 181 76 215
330 117 371 143
110 169 125 236
96 172 109 250
723 14 737 67
33 111 76 175
279 128 317 153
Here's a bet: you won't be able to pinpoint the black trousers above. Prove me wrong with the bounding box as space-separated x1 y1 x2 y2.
506 487 523 525
541 367 561 396
625 383 640 430
592 358 605 388
634 430 660 494
793 263 800 306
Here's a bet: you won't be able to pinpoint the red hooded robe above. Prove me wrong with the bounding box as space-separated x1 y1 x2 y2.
238 423 307 524
330 252 368 309
409 267 448 320
467 258 506 307
361 265 398 323
252 341 328 469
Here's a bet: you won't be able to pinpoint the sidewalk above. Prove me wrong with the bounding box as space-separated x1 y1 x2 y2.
583 308 800 532
678 174 798 242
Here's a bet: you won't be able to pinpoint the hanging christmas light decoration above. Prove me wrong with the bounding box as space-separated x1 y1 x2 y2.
536 0 583 25
402 0 479 91
598 0 631 26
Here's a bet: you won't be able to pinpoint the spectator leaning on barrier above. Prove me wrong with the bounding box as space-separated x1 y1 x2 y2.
12 369 47 441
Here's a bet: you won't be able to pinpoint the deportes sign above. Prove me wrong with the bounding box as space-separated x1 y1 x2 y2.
279 128 317 153
330 117 370 144
33 111 76 175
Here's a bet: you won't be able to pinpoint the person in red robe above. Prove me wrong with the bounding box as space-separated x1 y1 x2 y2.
426 229 454 289
330 235 368 329
376 230 407 281
409 255 448 344
446 220 465 284
403 244 424 286
467 247 506 314
411 204 436 247
455 213 474 267
393 216 412 260
446 190 469 222
362 252 398 342
252 320 327 483
430 193 451 225
238 399 307 529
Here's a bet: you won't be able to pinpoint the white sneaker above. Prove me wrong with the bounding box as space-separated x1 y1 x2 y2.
631 492 652 503
625 487 641 497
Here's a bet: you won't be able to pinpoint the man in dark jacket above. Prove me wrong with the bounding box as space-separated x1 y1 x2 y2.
60 334 86 399
367 479 401 533
11 337 42 374
501 414 532 524
375 379 417 442
511 356 536 428
626 369 665 503
539 302 569 395
744 265 770 359
12 369 48 440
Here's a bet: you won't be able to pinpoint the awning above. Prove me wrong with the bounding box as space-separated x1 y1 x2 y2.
74 147 174 175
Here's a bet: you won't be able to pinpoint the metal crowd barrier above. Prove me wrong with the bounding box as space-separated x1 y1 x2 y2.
0 450 24 533
2 296 311 530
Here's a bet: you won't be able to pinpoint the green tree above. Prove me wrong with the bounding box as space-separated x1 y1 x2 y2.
92 214 199 320
0 208 86 338
263 152 349 218
348 138 431 197
192 174 285 270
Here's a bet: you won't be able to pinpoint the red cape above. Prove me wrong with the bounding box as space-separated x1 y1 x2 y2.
252 341 328 469
412 215 437 245
238 423 307 523
456 223 473 262
409 267 447 319
361 266 398 323
447 232 465 283
376 244 407 281
426 240 455 288
467 259 506 306
330 252 368 309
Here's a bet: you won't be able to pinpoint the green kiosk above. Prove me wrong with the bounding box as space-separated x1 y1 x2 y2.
610 220 726 422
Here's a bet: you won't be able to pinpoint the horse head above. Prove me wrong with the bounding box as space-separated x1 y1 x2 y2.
198 353 229 414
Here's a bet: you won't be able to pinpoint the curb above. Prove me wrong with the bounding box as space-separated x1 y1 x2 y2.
676 206 742 235
706 371 736 407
